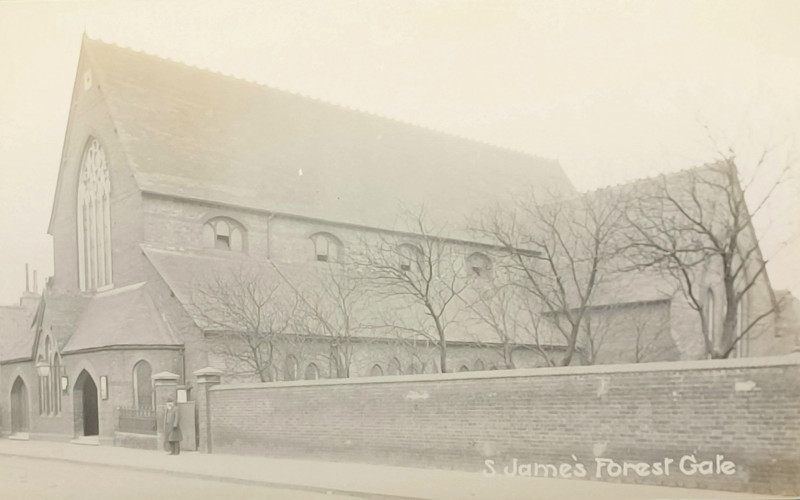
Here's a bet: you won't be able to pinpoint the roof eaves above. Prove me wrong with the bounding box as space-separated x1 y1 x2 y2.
0 357 33 366
62 344 183 356
140 245 203 330
141 189 538 255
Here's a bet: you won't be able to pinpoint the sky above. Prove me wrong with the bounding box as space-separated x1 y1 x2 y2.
0 0 799 305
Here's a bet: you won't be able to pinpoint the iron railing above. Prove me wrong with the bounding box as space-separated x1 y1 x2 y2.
117 406 157 435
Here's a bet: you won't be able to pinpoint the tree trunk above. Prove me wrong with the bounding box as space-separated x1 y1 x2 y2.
439 336 447 373
503 341 515 369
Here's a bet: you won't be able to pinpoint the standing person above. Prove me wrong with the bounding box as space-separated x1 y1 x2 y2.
164 398 182 455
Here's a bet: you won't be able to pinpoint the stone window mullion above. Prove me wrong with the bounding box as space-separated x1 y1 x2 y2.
77 139 113 292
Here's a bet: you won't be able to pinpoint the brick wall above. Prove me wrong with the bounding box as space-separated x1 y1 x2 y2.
204 355 800 495
1 349 179 442
51 58 146 293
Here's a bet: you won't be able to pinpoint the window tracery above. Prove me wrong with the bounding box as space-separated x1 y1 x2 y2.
77 138 113 291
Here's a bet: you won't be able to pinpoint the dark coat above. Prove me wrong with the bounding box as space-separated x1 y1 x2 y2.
165 404 183 443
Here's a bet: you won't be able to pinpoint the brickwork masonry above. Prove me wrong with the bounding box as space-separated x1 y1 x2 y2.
202 354 800 496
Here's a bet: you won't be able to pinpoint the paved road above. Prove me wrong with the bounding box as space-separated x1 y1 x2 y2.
0 455 364 500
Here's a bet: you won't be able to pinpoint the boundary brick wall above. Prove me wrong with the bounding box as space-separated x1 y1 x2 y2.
205 355 800 495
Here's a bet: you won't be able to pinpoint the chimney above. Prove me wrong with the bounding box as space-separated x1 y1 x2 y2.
19 265 40 312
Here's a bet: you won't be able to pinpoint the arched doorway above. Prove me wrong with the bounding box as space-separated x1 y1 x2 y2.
10 377 30 434
73 370 99 436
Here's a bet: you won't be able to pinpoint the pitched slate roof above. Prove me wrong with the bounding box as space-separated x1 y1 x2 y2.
78 37 575 236
2 284 181 361
62 283 181 353
39 288 90 355
0 304 36 363
142 244 567 346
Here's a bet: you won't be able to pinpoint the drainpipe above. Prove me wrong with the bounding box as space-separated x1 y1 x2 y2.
266 214 274 260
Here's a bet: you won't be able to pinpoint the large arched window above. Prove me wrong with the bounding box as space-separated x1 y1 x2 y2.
38 339 51 415
203 217 245 251
310 232 343 262
37 336 61 415
52 352 61 414
133 360 153 408
77 138 112 291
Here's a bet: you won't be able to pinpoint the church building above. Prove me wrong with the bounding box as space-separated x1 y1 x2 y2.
0 36 791 446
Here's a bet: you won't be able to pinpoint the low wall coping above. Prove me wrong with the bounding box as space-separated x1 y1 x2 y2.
152 371 180 381
209 352 800 392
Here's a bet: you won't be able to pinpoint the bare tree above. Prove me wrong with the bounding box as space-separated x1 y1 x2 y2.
577 309 615 365
623 149 793 358
460 266 559 368
354 208 470 373
275 261 369 379
631 311 673 363
385 325 434 374
569 302 674 364
190 265 299 382
479 189 627 366
462 280 522 369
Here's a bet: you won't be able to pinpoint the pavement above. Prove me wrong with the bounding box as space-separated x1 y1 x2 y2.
0 438 787 500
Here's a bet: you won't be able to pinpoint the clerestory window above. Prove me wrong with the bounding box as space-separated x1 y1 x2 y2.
467 252 492 277
310 232 343 263
398 243 421 272
203 218 245 252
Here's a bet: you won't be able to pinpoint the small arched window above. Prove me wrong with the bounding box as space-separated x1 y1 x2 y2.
467 252 492 277
473 359 485 371
369 364 383 377
387 357 401 376
133 360 153 408
310 233 343 262
458 365 470 372
52 352 61 413
39 337 53 415
398 244 422 272
203 218 245 252
304 363 320 380
284 354 299 381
